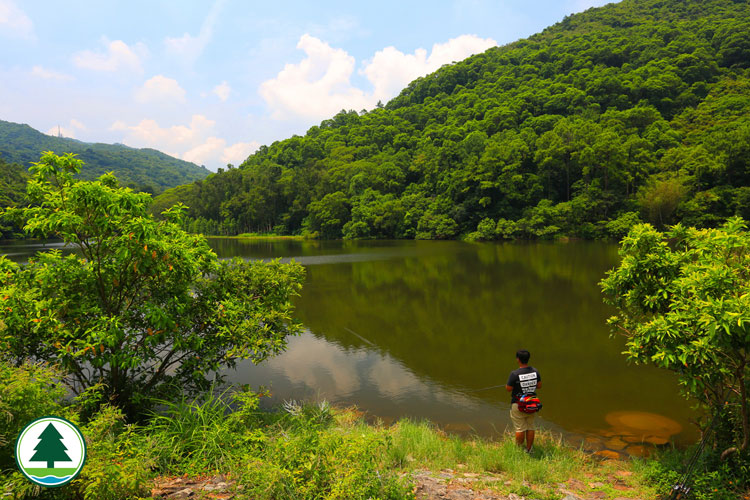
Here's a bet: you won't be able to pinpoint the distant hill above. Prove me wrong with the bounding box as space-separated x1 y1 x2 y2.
153 0 750 240
0 119 211 194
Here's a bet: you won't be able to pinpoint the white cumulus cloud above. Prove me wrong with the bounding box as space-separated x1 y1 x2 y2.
135 75 186 104
212 81 231 102
182 137 225 165
73 38 147 73
222 141 259 165
0 0 34 40
363 34 496 102
110 114 257 170
260 34 496 123
31 65 74 81
259 34 371 121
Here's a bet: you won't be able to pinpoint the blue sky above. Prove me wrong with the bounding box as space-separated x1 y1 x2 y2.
0 0 616 170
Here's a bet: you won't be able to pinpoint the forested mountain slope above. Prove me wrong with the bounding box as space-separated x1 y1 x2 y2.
0 156 28 238
0 120 211 194
153 0 750 239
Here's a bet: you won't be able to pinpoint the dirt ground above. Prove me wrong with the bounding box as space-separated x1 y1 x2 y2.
151 468 644 500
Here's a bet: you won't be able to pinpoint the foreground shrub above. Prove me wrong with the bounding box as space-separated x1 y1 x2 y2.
0 152 305 418
74 406 154 500
636 446 750 500
601 218 750 454
0 362 154 499
0 361 67 499
0 361 65 471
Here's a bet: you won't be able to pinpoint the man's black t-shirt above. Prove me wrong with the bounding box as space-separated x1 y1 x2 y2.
506 366 541 404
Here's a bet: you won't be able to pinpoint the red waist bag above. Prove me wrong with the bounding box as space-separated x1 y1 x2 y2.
516 393 542 413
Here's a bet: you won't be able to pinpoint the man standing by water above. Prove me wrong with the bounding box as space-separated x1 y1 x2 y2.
506 349 541 452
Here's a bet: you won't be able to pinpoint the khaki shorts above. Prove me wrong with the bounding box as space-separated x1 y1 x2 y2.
510 403 535 432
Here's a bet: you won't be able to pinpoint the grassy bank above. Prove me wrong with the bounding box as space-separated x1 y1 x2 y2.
214 232 308 240
141 394 655 500
1 363 748 500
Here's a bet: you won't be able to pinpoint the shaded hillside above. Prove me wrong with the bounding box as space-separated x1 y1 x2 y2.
0 120 211 194
153 0 750 239
0 156 28 238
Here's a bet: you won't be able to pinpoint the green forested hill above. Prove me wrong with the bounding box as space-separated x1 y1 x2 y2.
0 120 211 194
153 0 750 239
0 156 29 238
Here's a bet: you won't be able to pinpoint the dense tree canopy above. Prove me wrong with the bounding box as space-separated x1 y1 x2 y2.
152 0 750 240
0 156 28 239
0 120 211 195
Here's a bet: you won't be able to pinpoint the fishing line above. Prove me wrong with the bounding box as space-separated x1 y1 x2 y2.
344 327 376 347
468 384 506 393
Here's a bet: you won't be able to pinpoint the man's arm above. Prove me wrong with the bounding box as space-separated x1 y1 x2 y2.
506 372 516 392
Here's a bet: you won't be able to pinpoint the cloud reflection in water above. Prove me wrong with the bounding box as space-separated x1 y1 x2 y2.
223 329 547 437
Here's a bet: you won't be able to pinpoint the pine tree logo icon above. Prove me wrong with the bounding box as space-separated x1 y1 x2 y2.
15 416 86 487
31 423 71 468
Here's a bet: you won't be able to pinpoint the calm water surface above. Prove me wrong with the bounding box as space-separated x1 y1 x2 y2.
209 238 697 444
1 238 697 444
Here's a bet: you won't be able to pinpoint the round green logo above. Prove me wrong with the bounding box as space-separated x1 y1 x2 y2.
15 416 86 487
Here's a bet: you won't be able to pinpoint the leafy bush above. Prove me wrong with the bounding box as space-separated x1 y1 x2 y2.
0 363 154 500
601 217 750 454
0 361 67 498
1 152 305 418
605 211 642 239
75 406 154 500
0 361 66 470
476 218 498 241
637 446 750 500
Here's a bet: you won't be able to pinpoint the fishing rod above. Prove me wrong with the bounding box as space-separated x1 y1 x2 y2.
667 411 721 500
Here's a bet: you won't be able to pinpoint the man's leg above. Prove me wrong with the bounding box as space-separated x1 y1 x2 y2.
511 404 526 447
525 430 535 451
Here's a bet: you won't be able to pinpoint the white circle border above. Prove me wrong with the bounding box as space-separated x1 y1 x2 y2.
15 416 87 488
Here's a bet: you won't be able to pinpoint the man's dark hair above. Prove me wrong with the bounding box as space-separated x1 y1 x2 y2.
516 349 531 364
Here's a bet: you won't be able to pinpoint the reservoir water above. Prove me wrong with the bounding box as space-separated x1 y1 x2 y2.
2 238 697 448
208 238 697 447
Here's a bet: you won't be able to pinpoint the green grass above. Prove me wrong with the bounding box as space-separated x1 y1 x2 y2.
135 399 671 499
384 419 645 499
231 233 306 240
5 380 748 500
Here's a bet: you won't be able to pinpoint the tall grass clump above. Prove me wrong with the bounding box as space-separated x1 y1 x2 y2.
145 387 266 475
234 401 412 500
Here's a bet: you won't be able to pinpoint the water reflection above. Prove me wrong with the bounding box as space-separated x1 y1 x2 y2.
209 238 697 444
2 237 697 444
0 240 69 262
223 330 554 438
